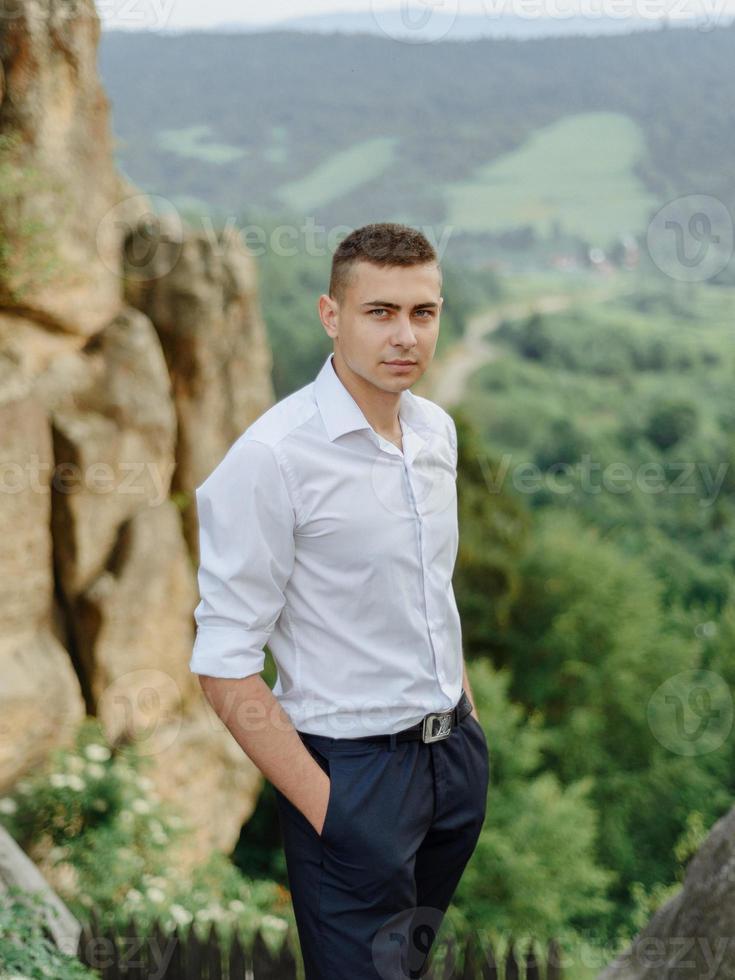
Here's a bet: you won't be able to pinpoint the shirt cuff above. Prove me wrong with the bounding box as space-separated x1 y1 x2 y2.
189 626 268 678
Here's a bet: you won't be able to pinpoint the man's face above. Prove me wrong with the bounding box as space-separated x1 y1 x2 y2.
320 260 443 393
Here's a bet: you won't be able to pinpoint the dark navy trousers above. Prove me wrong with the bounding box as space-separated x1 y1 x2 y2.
274 699 490 979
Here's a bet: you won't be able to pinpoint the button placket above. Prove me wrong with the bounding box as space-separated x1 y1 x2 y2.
401 454 442 685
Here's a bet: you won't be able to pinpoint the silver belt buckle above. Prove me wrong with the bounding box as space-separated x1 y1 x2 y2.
422 710 453 743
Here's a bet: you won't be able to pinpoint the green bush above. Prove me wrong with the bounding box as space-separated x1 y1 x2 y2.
0 886 98 979
644 398 699 451
0 718 294 956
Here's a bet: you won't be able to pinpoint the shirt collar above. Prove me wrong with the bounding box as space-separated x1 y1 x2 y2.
314 351 429 444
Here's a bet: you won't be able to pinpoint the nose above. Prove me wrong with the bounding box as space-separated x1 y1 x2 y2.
391 316 418 350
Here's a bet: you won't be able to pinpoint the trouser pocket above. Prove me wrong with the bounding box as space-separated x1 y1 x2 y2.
303 742 340 844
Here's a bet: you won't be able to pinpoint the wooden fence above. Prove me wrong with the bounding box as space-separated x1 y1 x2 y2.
76 910 565 979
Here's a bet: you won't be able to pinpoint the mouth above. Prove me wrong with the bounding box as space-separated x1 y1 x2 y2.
385 360 417 366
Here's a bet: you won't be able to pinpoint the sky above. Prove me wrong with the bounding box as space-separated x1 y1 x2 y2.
96 0 735 31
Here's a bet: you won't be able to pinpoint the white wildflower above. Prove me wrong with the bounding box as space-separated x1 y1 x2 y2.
86 763 106 780
138 775 154 791
228 900 246 913
170 904 193 926
260 914 288 933
146 887 166 904
0 797 18 815
84 744 111 762
125 889 143 904
131 798 151 814
49 773 68 789
196 905 224 922
66 774 86 792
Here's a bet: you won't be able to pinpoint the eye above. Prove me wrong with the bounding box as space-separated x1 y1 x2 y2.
414 310 433 319
369 308 389 317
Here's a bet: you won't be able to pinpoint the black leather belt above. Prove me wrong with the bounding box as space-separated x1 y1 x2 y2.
350 690 474 744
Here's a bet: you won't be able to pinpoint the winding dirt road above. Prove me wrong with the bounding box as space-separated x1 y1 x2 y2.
418 283 626 409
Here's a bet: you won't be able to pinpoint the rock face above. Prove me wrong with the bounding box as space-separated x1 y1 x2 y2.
0 0 274 863
0 0 125 335
123 222 274 557
597 806 735 979
0 826 81 956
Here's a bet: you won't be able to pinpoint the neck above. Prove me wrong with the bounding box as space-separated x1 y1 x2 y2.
331 351 402 436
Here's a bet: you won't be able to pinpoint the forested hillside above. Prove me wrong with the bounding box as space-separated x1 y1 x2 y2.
99 24 735 260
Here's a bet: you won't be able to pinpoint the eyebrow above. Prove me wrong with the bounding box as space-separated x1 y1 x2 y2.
360 301 439 310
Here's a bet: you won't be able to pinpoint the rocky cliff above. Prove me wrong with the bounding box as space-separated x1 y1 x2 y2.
0 0 274 868
597 805 735 979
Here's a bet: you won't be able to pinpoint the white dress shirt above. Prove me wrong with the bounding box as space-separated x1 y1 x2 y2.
190 351 463 737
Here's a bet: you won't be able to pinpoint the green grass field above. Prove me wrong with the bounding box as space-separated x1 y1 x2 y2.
156 124 249 164
275 135 398 212
444 112 658 248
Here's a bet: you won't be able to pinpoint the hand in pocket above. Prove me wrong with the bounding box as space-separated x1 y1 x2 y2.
316 776 332 838
303 742 334 840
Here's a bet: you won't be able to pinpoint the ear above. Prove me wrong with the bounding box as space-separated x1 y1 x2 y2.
318 293 339 340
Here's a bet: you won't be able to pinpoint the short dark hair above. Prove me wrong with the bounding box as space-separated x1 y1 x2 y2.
329 223 441 306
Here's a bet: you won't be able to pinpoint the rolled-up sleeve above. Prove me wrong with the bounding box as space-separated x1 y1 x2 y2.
189 437 297 679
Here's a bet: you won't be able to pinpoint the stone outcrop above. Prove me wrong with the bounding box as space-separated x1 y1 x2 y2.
0 0 127 335
0 826 81 957
0 380 86 787
597 806 735 979
123 222 274 556
0 0 274 863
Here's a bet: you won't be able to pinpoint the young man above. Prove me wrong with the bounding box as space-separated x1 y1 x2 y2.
190 223 490 979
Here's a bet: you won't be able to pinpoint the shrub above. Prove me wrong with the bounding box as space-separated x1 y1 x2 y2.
0 718 294 955
0 886 99 979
